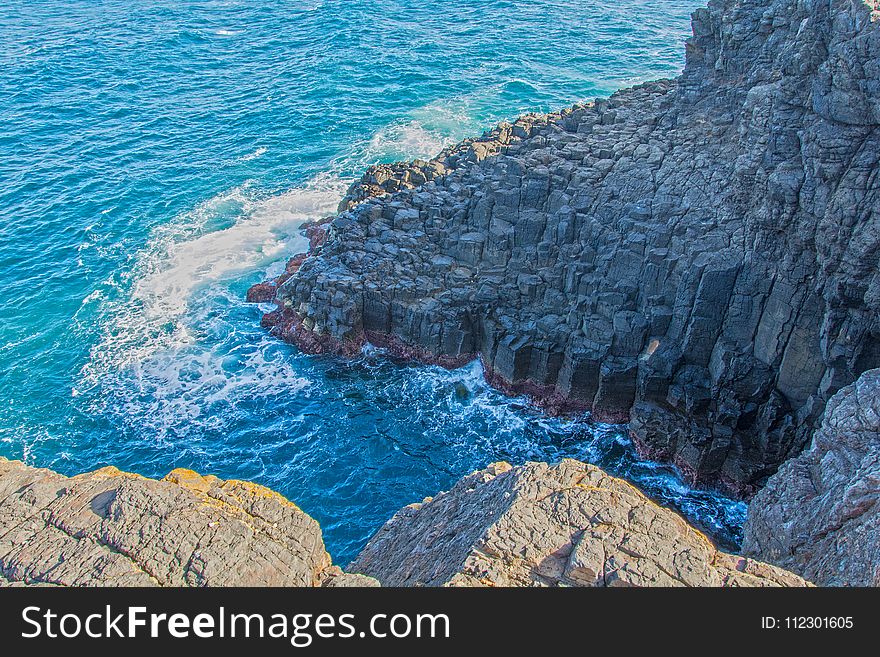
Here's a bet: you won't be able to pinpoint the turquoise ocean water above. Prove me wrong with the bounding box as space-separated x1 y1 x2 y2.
0 0 745 565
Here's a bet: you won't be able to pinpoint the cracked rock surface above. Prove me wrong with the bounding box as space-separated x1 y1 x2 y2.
265 0 880 496
0 459 377 587
350 459 809 587
744 368 880 586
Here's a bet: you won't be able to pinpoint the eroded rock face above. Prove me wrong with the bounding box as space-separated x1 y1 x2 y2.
351 459 809 587
263 0 880 496
0 459 378 587
743 368 880 586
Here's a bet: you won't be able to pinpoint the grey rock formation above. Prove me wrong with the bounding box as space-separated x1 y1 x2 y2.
743 368 880 586
0 459 378 587
351 459 809 587
336 124 526 214
259 0 880 496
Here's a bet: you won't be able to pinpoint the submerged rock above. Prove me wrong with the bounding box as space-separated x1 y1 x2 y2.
351 460 809 587
263 0 880 497
0 459 378 587
744 369 880 586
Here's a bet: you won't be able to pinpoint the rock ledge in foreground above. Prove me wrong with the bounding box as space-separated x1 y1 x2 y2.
351 459 810 587
0 458 377 587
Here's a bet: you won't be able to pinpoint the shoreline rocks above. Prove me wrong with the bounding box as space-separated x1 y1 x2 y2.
0 458 377 587
252 0 880 498
0 457 809 587
351 459 810 587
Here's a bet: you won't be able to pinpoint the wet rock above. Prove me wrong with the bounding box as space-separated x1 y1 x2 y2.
743 369 880 586
246 281 277 303
453 381 471 401
0 459 378 587
302 217 333 251
351 460 810 587
265 0 880 495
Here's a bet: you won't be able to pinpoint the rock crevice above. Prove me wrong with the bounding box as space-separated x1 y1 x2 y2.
743 367 880 586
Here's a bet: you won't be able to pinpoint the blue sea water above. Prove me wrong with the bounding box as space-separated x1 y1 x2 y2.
0 0 745 566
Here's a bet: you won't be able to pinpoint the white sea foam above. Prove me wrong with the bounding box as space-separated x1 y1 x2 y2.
407 359 536 441
3 426 52 466
361 120 449 163
78 106 473 436
109 334 311 438
114 173 343 354
133 185 332 320
240 146 267 162
78 173 346 436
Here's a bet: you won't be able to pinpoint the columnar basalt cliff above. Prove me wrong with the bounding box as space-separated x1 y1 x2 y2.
254 0 880 496
351 460 810 587
0 459 377 587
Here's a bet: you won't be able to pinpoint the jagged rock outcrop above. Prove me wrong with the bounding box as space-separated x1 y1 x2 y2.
257 0 880 496
0 458 377 587
336 114 565 214
743 368 880 586
351 459 809 587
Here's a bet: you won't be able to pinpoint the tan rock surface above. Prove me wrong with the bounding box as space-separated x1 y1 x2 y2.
0 458 377 587
352 459 810 587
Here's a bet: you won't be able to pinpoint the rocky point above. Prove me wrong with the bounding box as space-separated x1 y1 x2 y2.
251 0 880 500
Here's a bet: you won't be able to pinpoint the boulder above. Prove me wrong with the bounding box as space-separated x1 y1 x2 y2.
351 460 809 587
0 459 378 587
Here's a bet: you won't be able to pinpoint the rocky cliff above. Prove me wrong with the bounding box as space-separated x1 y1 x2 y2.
351 459 809 587
0 458 376 587
254 0 880 497
744 368 880 586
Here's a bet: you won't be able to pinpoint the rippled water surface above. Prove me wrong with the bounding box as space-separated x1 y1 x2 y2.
0 0 745 565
